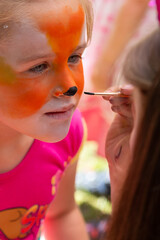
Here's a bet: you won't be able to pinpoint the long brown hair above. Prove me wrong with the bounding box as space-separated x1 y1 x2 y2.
107 29 160 240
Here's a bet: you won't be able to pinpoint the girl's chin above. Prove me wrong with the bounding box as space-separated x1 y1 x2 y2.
34 123 71 143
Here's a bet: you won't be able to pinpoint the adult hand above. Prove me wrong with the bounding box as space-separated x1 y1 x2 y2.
104 85 134 209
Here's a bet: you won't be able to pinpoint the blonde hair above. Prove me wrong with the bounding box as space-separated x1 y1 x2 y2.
79 0 93 43
0 0 93 43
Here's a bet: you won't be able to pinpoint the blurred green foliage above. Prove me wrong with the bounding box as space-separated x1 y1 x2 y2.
77 141 109 172
76 141 112 222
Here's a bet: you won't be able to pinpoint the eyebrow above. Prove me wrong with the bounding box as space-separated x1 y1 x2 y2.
18 53 55 64
74 42 88 52
18 43 87 64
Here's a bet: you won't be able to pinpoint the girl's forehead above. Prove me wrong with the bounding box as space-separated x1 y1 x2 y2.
29 0 83 22
0 0 85 68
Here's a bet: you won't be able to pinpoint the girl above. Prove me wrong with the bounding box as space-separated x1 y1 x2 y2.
105 29 160 239
0 0 93 239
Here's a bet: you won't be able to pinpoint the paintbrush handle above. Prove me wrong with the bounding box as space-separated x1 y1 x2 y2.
84 91 129 97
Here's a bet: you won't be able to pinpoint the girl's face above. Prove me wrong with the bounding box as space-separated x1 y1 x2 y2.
0 0 86 142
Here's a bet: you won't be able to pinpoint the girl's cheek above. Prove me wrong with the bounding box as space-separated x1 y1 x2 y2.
0 60 84 119
0 57 17 85
0 64 84 119
0 75 54 118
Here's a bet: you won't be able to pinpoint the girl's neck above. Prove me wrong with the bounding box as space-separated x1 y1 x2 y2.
0 124 26 145
0 123 34 174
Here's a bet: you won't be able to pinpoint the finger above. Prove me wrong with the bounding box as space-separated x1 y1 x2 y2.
102 86 121 100
106 86 120 92
120 84 134 96
102 84 132 101
111 103 132 118
109 96 131 105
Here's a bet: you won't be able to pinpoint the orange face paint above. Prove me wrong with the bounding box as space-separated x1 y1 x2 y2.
39 5 85 96
0 57 16 84
0 74 54 118
0 4 85 119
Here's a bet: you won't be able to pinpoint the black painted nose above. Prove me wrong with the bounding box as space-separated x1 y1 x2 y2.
63 86 78 96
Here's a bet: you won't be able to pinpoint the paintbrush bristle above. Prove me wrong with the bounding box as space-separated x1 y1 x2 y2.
84 91 95 95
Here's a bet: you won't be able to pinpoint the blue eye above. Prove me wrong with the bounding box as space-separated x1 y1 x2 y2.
68 55 82 65
29 63 49 74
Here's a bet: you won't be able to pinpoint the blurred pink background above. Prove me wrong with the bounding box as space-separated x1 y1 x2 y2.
79 0 158 157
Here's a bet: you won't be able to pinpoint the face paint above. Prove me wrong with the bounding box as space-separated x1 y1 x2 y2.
0 4 85 119
39 5 85 96
0 57 16 84
0 71 54 118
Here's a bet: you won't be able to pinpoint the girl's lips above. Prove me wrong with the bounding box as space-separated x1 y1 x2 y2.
44 105 75 120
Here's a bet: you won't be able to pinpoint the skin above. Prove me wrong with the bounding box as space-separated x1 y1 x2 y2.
0 2 89 240
0 0 86 143
104 85 145 209
38 4 85 96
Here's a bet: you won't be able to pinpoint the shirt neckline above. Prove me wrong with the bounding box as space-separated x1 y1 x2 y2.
0 139 38 181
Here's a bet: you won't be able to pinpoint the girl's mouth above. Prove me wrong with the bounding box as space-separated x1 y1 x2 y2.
44 105 75 120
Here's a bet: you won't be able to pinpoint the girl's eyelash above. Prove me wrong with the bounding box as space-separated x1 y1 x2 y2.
18 62 50 79
68 54 82 64
22 54 82 77
28 62 49 74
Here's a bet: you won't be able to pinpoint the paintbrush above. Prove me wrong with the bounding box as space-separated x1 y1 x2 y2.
84 91 129 97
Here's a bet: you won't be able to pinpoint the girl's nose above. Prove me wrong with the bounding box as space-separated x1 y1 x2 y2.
63 86 78 96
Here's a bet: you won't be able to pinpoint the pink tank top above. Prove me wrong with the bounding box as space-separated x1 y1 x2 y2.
0 109 85 240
